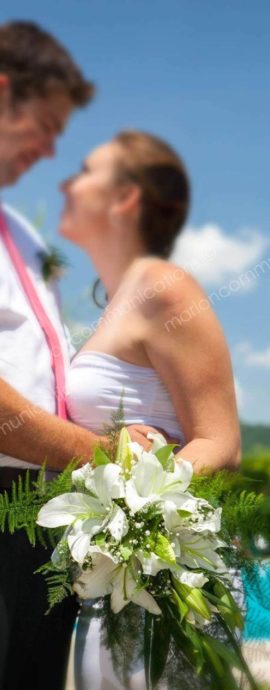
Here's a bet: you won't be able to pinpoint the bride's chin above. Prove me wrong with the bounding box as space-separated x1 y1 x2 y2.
59 217 72 238
58 224 67 237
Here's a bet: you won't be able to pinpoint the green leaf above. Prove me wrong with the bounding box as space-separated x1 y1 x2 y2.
119 545 133 561
217 614 259 690
165 600 205 672
213 582 243 630
155 444 178 470
144 612 155 690
93 446 110 466
148 533 176 565
201 638 224 676
173 580 212 621
203 588 242 629
177 508 193 518
203 633 243 671
186 588 212 621
95 532 106 546
144 610 169 690
171 589 189 622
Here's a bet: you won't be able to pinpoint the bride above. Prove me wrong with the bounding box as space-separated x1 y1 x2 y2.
59 130 241 689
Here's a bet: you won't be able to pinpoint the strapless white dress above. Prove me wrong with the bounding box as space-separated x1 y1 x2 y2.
65 352 220 690
66 351 185 443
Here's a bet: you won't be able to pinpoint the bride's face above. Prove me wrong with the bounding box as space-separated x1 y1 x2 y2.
59 142 125 247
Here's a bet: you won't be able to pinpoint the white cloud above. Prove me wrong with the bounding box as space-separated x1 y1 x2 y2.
171 224 269 287
234 342 270 370
245 347 270 369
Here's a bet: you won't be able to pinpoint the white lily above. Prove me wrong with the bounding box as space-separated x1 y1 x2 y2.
110 559 161 615
37 492 105 528
178 531 226 572
72 463 93 488
127 431 175 464
163 497 222 535
135 546 211 585
173 568 209 589
130 430 178 460
84 463 125 505
193 505 222 534
125 452 193 514
73 552 161 615
73 550 117 598
67 504 129 564
147 431 179 457
163 501 225 572
135 550 174 576
37 485 128 565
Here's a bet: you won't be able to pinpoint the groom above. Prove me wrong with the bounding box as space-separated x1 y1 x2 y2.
0 21 155 690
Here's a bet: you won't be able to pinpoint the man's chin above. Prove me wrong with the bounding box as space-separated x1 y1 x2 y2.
0 169 22 188
4 162 33 186
15 159 34 177
11 170 25 184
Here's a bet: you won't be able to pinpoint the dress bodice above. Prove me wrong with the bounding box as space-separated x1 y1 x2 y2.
66 350 185 445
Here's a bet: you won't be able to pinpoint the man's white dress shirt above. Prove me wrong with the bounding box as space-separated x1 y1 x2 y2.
0 204 71 469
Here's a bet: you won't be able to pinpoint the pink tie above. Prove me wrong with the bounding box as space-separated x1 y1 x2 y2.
0 209 67 419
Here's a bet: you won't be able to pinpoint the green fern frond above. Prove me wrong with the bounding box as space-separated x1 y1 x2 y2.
35 560 74 612
190 470 262 506
190 471 270 560
0 459 80 545
222 490 270 547
101 395 127 457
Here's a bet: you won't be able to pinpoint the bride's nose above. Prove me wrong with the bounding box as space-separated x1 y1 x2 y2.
60 176 73 194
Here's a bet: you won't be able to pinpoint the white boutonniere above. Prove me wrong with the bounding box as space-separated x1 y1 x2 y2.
38 246 69 282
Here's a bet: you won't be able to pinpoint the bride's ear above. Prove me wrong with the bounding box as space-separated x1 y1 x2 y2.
112 183 141 218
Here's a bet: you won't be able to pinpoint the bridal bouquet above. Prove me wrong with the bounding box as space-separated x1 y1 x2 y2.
2 429 269 689
38 429 231 619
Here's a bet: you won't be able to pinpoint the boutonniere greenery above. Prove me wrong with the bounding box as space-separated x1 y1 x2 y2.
38 246 69 282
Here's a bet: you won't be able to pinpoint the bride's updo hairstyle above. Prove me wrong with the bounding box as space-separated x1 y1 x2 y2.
92 131 190 307
113 130 190 259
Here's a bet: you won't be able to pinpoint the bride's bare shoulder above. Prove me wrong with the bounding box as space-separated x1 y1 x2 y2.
131 256 205 312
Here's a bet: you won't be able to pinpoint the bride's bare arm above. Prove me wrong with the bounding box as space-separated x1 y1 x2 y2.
141 262 241 473
0 378 155 469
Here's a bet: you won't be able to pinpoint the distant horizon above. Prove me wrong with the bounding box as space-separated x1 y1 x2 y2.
241 421 270 429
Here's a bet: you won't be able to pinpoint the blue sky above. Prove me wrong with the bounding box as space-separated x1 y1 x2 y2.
2 0 270 424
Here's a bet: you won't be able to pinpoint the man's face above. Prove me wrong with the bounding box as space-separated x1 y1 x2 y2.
0 88 74 187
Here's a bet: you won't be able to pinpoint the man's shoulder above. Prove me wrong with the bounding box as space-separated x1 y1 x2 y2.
2 203 48 253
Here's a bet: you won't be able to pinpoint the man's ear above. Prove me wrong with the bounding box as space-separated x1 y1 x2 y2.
0 74 12 113
0 74 10 90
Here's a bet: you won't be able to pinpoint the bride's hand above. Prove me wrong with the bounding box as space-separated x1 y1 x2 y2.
126 424 179 452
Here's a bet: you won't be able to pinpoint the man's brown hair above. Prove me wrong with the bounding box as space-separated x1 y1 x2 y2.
0 21 94 106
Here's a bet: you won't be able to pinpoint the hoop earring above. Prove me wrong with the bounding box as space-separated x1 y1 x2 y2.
92 278 108 309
